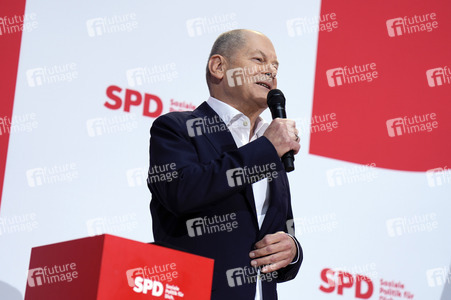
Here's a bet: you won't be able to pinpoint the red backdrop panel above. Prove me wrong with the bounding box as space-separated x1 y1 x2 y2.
0 0 27 209
309 0 451 171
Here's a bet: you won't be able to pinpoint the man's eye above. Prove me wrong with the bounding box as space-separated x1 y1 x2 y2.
254 57 263 62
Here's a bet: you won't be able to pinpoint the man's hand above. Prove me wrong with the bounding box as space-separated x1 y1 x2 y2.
249 231 297 273
263 118 300 158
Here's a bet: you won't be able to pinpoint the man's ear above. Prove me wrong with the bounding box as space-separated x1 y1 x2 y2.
208 54 227 82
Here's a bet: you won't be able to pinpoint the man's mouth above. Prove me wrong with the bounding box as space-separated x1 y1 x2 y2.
256 82 271 90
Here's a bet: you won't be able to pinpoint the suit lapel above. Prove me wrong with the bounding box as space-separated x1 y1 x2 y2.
192 102 258 223
259 172 288 238
192 102 237 154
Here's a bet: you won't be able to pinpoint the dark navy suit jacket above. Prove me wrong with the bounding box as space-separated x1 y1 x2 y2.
148 102 302 300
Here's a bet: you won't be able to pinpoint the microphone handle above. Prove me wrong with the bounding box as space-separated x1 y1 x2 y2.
270 106 287 119
282 151 295 172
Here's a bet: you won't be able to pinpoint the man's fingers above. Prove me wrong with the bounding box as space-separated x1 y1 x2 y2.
261 258 291 273
263 119 300 158
253 231 285 249
250 243 281 259
291 140 301 154
249 232 298 272
250 232 292 258
250 252 292 273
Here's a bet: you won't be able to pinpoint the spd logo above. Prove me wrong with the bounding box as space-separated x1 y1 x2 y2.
132 276 164 296
319 268 373 299
104 85 163 118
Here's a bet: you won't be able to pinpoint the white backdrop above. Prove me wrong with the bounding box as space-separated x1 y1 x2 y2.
1 0 450 299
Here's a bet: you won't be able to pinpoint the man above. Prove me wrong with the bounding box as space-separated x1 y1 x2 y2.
147 29 302 299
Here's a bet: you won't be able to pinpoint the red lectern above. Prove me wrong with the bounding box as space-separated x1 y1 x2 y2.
24 234 214 299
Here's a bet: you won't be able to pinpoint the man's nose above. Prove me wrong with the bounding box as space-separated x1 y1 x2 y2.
267 64 278 78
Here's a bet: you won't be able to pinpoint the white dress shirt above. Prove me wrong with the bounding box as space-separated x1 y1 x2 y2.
206 97 269 300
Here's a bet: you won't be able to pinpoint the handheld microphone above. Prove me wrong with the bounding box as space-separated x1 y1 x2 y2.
267 89 295 172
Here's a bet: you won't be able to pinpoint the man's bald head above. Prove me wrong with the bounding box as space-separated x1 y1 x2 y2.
206 29 261 91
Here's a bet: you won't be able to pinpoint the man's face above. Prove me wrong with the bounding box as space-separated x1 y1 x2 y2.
224 33 279 110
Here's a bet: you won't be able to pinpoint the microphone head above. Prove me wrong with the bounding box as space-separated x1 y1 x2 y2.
267 89 286 108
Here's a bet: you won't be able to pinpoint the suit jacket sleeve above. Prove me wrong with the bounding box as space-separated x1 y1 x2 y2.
277 230 303 282
148 113 284 217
